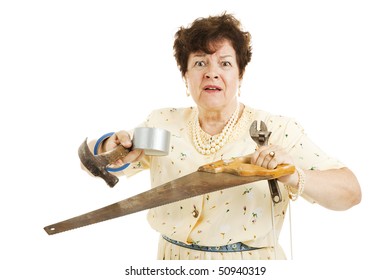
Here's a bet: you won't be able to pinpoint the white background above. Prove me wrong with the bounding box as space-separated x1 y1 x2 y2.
1 0 389 279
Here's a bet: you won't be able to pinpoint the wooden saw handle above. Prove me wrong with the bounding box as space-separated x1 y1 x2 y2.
198 156 295 179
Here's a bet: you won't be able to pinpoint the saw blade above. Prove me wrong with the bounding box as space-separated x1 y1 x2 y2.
44 164 293 235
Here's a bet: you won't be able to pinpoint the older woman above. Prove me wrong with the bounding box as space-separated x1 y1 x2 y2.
91 13 361 260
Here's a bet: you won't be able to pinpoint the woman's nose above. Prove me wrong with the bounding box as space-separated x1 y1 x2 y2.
205 73 219 79
204 64 219 79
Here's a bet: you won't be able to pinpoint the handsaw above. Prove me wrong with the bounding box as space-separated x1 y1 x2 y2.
44 156 295 235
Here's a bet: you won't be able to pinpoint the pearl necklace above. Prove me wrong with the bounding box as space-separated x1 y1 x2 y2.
192 104 240 155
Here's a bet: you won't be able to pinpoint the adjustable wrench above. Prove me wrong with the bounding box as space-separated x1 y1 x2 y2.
250 120 282 204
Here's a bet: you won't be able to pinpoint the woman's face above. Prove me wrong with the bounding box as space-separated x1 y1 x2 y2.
185 40 241 112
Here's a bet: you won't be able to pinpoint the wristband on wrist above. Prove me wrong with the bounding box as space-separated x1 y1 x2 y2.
286 167 305 201
93 132 130 172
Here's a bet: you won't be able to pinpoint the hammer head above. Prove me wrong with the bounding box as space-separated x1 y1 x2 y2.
78 139 121 187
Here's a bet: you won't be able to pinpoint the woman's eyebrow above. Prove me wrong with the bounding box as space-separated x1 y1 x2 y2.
192 53 206 58
220 55 234 59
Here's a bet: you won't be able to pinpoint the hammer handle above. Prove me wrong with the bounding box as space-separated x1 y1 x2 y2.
99 145 132 165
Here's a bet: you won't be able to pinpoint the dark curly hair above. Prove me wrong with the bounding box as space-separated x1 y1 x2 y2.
173 12 252 79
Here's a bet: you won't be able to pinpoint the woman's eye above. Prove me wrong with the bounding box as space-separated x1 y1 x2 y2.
222 61 232 67
194 61 206 67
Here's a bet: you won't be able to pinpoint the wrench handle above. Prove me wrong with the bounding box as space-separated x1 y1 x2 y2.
268 179 282 204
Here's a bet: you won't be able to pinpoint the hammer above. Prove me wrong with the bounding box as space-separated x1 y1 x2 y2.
79 139 133 187
78 127 170 187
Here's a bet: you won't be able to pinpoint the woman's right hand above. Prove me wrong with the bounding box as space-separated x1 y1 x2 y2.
102 130 145 165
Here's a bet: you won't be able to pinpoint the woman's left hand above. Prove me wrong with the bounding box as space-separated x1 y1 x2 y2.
251 145 297 185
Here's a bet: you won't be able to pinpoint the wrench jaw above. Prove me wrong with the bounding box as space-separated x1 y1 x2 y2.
250 120 272 146
260 120 268 133
249 120 282 204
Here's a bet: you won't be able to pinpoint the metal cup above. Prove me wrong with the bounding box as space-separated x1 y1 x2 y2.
132 127 170 156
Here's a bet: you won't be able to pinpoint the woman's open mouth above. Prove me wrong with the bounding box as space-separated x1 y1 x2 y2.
203 85 222 93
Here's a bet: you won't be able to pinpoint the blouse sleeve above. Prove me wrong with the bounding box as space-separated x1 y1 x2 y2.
272 118 345 171
270 118 345 203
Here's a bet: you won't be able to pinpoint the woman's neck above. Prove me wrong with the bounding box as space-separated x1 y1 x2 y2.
198 102 242 136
